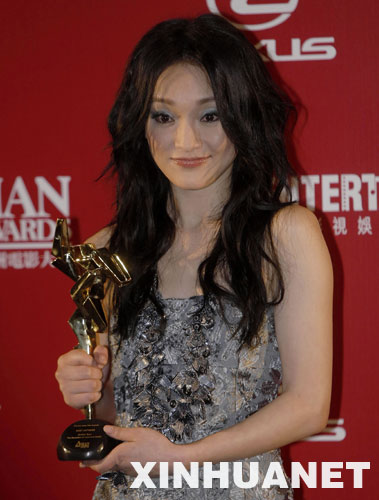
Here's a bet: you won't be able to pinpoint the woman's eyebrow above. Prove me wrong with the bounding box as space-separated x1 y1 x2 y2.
152 97 216 104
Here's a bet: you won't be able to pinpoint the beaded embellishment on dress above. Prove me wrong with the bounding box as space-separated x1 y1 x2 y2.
127 291 217 441
93 292 294 499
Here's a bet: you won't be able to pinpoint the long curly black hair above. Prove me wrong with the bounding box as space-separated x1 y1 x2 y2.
105 14 296 347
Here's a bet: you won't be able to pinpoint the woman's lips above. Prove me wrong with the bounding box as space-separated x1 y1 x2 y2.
171 156 210 167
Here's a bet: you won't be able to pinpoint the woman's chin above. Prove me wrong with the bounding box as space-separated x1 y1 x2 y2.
170 180 211 192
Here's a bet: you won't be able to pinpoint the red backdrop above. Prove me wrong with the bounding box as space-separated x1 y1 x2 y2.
1 1 378 498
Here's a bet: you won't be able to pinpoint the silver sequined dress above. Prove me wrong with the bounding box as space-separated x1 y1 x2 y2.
93 293 294 499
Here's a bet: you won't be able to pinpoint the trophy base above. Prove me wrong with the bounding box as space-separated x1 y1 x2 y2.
57 418 121 461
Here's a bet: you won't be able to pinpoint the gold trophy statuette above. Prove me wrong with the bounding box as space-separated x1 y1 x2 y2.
52 219 131 461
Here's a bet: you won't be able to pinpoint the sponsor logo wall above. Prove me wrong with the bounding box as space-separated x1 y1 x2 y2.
207 0 336 61
0 176 71 268
1 1 377 499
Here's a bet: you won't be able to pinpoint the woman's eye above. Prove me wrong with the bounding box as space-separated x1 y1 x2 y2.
151 112 173 124
201 112 219 123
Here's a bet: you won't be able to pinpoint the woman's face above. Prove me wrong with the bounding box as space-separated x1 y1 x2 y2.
145 63 236 192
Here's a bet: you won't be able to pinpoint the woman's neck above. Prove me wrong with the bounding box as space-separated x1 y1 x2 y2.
170 172 231 231
158 173 231 298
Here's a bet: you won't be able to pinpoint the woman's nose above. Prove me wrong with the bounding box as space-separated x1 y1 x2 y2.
174 119 202 150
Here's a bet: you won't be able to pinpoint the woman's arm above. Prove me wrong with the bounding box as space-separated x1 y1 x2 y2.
88 354 116 424
84 225 117 422
85 204 333 475
180 204 333 463
55 225 117 424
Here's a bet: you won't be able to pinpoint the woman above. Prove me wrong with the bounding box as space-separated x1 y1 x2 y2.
55 14 333 499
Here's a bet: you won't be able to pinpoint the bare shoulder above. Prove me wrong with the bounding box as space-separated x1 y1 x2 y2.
272 204 321 244
84 225 114 249
271 204 332 283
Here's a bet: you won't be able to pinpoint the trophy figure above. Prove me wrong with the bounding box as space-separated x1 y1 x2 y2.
52 219 131 461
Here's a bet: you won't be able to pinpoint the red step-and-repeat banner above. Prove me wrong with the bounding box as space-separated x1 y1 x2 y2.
1 1 378 499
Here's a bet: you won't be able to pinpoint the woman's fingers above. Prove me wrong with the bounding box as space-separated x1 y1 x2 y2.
62 384 103 407
57 363 103 382
58 375 103 394
93 345 109 368
58 376 103 408
55 348 108 409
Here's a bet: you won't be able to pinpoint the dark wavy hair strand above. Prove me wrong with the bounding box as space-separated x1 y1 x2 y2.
104 14 296 346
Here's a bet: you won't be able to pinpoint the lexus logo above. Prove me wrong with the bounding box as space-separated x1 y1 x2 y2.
206 0 299 31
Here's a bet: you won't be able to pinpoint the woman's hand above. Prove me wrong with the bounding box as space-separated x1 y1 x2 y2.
55 345 110 409
83 426 180 476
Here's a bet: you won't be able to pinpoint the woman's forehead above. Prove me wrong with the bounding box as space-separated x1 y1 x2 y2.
153 63 214 103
